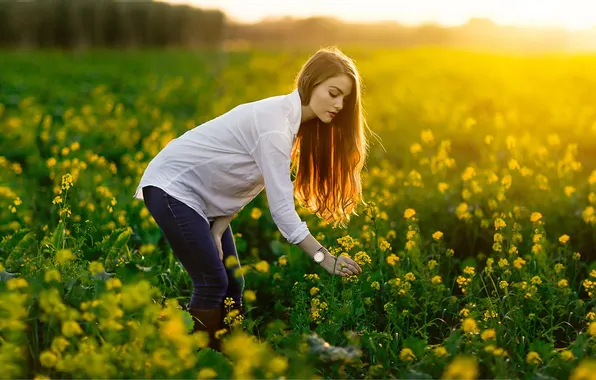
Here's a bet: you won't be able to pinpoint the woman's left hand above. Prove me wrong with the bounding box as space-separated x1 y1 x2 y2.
211 231 224 261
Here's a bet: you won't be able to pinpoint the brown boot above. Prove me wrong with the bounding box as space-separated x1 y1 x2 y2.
189 307 223 351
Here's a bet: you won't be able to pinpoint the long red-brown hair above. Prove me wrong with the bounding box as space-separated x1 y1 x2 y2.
291 46 370 228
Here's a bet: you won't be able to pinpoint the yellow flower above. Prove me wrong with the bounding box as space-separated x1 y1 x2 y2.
310 287 320 296
88 261 104 275
250 208 262 220
570 359 596 380
558 279 568 288
559 234 570 244
254 260 269 273
268 356 288 374
526 351 542 365
354 251 371 266
433 346 448 357
197 367 217 379
513 257 526 269
56 249 75 265
106 277 122 290
386 254 400 266
432 231 443 241
560 350 575 361
243 290 256 302
371 281 380 291
278 256 288 266
399 348 416 362
404 272 416 282
494 218 506 230
410 143 422 155
40 351 58 368
404 208 416 219
588 322 596 336
61 173 74 191
44 269 62 283
462 318 479 334
481 329 496 340
62 320 83 337
7 277 28 291
441 355 478 380
225 255 239 268
421 129 434 144
499 281 509 289
438 182 449 193
431 275 442 285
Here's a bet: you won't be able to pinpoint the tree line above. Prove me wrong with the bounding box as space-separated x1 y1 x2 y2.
1 1 594 52
0 0 225 48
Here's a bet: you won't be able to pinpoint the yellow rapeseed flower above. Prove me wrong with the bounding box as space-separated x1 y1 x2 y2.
441 355 478 380
61 320 83 337
588 322 596 336
254 260 269 273
40 351 58 368
197 367 217 379
404 208 416 219
243 290 256 302
354 251 371 266
434 346 448 357
559 234 570 244
250 208 262 220
526 351 542 365
386 254 400 266
433 231 443 240
55 249 75 265
481 329 496 340
44 269 62 283
268 356 288 374
560 350 575 361
462 318 479 334
399 348 416 362
88 261 104 275
570 358 596 380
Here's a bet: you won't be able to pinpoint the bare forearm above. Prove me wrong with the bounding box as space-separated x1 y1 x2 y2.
211 213 235 235
297 233 323 259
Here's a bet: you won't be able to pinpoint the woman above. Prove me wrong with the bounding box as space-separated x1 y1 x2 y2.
133 46 368 351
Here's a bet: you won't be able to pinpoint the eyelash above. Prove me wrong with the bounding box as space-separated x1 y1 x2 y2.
329 92 339 98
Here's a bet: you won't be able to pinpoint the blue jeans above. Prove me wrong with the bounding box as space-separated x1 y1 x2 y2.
142 185 244 309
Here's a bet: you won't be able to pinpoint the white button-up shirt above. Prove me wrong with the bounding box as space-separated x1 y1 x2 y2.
133 88 310 244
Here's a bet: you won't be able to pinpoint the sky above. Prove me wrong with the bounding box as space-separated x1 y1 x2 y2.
162 0 596 30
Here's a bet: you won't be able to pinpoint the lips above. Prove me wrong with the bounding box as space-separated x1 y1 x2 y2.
328 112 337 118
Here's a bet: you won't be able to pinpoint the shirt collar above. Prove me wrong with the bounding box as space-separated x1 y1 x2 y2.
287 88 302 137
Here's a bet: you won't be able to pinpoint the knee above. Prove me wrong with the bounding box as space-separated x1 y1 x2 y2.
193 271 229 297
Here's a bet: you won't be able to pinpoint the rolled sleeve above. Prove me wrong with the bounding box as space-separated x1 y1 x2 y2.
251 131 310 244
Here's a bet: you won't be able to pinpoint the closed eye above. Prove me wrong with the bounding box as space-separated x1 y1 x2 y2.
329 91 339 98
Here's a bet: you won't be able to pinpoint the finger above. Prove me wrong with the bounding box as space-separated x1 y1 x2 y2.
347 259 362 273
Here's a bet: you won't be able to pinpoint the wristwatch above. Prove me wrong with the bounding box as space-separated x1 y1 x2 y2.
313 246 326 264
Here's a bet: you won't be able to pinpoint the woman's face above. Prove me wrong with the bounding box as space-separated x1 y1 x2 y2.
307 74 353 124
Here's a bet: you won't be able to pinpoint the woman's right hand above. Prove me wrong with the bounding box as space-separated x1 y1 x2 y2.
320 252 362 277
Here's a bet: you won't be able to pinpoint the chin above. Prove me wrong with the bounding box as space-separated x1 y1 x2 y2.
319 115 334 124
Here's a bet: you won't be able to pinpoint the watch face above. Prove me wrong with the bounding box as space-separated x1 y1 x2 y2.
314 251 325 263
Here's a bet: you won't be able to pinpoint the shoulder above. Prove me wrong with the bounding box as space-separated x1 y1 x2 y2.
251 93 292 134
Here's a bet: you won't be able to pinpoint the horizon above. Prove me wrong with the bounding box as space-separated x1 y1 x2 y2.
160 0 596 31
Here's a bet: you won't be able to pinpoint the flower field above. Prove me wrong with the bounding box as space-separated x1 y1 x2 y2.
2 47 596 379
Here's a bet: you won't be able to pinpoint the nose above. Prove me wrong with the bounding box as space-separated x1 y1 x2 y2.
334 102 343 112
